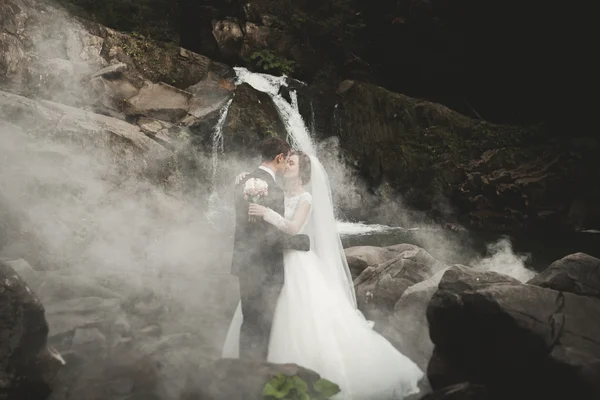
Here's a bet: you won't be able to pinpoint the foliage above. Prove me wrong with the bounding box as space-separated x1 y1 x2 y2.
263 374 340 400
247 51 296 76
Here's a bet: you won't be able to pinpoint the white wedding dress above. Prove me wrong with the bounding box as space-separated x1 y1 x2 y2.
222 157 423 399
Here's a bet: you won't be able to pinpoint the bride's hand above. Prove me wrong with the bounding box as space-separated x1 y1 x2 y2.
235 172 249 185
248 203 269 217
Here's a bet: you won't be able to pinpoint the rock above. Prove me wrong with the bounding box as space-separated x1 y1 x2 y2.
137 117 175 143
124 82 192 122
420 382 490 400
354 245 445 321
334 81 600 232
212 19 244 62
49 344 162 400
91 62 128 78
382 267 450 370
35 271 122 304
344 245 400 279
184 71 234 125
528 252 600 297
181 359 325 400
71 327 107 347
0 260 64 399
426 265 600 399
3 258 38 286
0 90 173 176
44 297 123 337
221 83 287 155
0 0 235 143
336 80 355 95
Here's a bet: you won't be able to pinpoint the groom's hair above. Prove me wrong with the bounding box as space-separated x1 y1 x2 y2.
261 137 291 161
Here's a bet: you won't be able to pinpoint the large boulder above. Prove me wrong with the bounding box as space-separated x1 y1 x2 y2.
0 260 64 399
528 252 600 297
426 264 600 399
354 245 446 322
0 90 174 182
221 82 287 154
344 245 400 279
382 267 450 371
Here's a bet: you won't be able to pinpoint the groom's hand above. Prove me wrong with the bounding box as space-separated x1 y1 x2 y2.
281 234 310 252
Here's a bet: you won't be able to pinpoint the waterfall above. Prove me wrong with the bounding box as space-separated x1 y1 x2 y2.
309 101 317 137
234 67 316 156
234 68 392 235
206 99 233 228
211 98 233 188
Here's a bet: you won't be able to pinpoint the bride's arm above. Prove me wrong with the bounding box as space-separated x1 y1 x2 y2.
248 201 311 236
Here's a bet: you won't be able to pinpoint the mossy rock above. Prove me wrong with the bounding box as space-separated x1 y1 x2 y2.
222 83 287 157
89 23 213 90
335 81 545 207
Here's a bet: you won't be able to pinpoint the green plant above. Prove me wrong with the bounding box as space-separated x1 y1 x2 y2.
263 374 340 400
247 51 296 76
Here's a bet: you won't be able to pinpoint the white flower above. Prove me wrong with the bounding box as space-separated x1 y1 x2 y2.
243 178 269 200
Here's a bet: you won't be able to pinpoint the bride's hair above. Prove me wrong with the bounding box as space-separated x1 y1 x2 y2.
292 151 311 185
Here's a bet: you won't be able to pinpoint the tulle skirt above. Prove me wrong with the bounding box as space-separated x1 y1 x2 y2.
222 250 424 399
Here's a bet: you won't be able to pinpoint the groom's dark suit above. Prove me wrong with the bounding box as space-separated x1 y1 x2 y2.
231 167 309 359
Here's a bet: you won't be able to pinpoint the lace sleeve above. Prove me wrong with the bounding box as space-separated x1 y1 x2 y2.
299 192 313 205
263 194 312 235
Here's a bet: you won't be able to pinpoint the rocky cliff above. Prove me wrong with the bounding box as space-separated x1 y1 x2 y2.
1 0 598 234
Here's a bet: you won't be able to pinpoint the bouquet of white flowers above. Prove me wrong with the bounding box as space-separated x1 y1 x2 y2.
243 178 269 222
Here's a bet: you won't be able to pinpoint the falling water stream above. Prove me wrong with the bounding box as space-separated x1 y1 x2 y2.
233 67 394 236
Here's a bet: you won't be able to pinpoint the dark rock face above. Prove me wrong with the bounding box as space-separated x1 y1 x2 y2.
0 260 64 400
333 81 600 232
63 0 590 135
222 83 287 156
426 264 600 400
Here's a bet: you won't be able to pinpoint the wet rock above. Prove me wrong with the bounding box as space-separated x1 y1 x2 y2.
382 267 451 370
426 265 600 399
344 245 400 279
528 252 600 297
124 82 192 122
45 297 123 337
221 83 287 155
354 245 446 321
0 260 64 399
0 90 173 176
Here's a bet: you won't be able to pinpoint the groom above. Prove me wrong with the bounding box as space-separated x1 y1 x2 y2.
231 137 310 360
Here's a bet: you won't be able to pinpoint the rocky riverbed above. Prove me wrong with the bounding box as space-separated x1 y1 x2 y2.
2 242 600 400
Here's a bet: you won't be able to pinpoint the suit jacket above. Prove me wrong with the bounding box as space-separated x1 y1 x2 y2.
230 168 309 279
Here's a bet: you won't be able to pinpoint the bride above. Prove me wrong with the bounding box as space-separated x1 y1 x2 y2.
222 151 424 399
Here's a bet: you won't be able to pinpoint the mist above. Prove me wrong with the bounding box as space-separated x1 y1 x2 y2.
0 2 539 398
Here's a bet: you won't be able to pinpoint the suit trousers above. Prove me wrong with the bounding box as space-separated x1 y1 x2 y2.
238 266 284 360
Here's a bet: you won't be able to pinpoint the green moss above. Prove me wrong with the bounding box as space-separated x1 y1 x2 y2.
263 374 340 400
